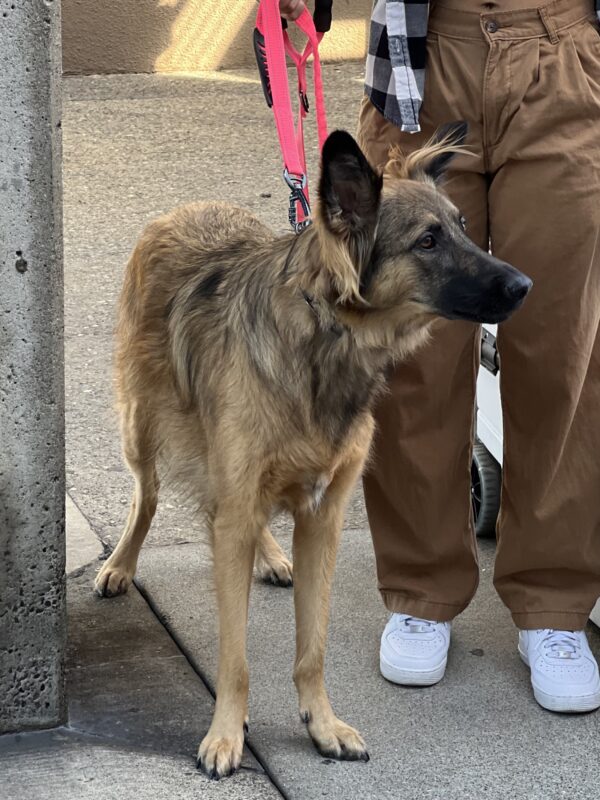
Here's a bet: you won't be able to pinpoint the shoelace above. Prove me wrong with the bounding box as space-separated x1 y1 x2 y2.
401 616 437 634
540 629 580 659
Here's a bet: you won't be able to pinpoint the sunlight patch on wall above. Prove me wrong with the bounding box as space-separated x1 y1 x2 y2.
154 1 368 72
155 0 257 72
288 18 369 63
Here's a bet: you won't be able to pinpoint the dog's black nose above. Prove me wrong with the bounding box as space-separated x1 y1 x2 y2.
502 274 533 302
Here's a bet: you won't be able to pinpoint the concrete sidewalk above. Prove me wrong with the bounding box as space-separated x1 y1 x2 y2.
1 499 280 800
3 64 600 800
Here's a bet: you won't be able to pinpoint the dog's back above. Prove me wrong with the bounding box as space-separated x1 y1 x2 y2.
116 200 273 408
116 202 281 492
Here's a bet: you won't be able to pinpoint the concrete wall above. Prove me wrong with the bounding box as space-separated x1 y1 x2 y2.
62 0 372 75
0 0 66 732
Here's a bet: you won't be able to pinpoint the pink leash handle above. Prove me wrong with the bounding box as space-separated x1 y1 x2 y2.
254 1 328 233
289 12 328 152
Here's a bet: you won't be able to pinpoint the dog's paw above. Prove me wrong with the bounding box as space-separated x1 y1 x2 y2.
306 715 369 762
94 562 134 597
255 554 293 587
197 731 244 780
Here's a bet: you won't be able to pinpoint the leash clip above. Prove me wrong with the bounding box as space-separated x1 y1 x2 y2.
283 169 312 234
299 89 310 113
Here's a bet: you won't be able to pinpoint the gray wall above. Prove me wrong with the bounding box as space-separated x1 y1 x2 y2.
0 0 66 732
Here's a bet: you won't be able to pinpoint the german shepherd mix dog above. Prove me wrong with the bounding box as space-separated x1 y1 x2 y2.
95 126 531 778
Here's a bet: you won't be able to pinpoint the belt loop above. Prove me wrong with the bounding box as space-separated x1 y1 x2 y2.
539 6 559 44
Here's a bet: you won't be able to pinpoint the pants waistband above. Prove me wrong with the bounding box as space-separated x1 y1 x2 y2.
429 0 595 42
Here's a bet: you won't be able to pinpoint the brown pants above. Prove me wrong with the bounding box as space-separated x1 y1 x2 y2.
358 0 600 630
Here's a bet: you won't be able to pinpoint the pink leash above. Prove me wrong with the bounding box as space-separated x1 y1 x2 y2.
254 1 329 233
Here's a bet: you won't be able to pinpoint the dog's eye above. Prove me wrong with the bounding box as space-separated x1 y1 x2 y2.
419 234 436 250
459 215 467 231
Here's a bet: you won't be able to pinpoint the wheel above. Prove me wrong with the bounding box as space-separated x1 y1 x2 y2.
471 440 501 538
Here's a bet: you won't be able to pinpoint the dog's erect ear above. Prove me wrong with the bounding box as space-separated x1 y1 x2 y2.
318 130 383 238
316 131 383 304
384 121 469 185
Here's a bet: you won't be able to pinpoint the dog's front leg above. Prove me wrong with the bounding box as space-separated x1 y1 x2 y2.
197 509 261 780
292 455 369 762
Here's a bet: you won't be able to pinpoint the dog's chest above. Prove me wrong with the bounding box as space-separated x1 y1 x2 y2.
279 472 332 514
303 474 331 513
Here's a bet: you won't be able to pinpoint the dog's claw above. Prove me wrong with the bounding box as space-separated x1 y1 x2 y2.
307 717 368 763
312 740 369 762
300 710 311 724
263 570 293 588
197 758 225 781
197 733 243 781
94 563 133 598
255 552 293 588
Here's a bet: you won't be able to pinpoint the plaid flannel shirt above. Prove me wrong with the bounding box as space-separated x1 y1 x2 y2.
365 0 600 134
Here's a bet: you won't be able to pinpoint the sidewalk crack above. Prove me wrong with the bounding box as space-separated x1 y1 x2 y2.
133 577 290 800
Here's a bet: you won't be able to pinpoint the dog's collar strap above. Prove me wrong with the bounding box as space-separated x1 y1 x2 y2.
302 290 318 315
302 291 346 338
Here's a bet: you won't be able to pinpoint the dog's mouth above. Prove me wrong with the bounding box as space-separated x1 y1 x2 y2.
411 300 523 325
443 301 526 325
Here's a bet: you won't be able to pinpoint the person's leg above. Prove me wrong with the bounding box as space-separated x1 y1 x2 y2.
357 22 489 624
488 12 600 629
484 3 600 710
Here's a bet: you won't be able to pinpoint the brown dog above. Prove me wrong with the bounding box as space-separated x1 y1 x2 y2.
95 126 531 778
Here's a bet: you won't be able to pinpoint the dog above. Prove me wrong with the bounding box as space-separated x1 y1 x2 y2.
95 125 531 779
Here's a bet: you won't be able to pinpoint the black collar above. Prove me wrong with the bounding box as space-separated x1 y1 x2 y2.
302 290 318 316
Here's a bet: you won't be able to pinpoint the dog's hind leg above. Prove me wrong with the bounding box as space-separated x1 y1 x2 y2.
292 452 369 762
197 503 264 780
255 527 293 587
95 402 159 597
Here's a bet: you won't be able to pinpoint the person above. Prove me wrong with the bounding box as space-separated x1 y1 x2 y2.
280 0 600 713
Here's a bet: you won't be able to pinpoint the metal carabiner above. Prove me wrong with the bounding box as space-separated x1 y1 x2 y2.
283 170 312 234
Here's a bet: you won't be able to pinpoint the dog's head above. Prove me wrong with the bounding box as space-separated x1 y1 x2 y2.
315 127 532 325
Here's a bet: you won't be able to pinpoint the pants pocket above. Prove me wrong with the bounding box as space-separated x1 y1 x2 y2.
568 19 600 101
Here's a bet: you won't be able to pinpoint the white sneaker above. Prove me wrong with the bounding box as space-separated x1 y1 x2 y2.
519 629 600 713
380 613 451 686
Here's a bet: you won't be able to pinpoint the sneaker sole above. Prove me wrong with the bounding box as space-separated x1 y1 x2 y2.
518 647 600 713
380 653 447 687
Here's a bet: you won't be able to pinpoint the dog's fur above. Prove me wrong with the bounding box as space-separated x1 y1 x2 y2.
95 128 530 778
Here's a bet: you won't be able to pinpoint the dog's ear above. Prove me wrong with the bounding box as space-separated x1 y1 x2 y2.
319 130 383 237
317 130 382 304
384 121 469 185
